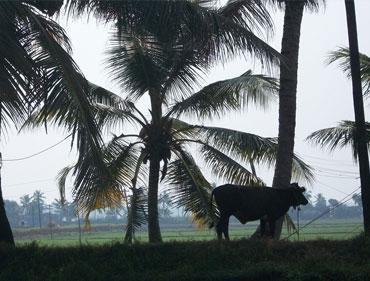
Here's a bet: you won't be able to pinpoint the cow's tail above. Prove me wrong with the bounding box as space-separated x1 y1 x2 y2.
209 190 216 229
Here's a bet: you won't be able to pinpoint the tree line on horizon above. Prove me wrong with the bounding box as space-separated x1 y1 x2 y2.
4 189 364 229
0 0 369 245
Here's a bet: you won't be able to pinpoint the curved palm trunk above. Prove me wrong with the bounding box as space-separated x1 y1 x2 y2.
345 0 370 236
272 1 305 239
148 157 162 242
0 167 15 245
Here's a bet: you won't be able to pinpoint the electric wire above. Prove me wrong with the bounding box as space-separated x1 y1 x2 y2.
2 134 71 162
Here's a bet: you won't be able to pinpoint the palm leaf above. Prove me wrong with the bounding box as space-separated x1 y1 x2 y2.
56 165 75 206
198 142 264 186
169 70 278 119
166 148 217 227
306 120 370 161
73 137 140 216
124 187 148 244
196 125 314 183
327 47 370 96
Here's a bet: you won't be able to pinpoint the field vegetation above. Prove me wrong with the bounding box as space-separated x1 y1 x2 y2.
1 236 370 281
12 218 363 247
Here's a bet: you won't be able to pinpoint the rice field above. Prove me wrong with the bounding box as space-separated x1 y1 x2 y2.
13 218 364 246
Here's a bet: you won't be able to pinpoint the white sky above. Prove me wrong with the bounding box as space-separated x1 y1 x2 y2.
2 0 370 205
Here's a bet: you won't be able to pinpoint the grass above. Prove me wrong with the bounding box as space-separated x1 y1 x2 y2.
14 218 364 246
1 236 370 281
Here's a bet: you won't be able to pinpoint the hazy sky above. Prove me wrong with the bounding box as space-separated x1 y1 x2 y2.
2 1 370 205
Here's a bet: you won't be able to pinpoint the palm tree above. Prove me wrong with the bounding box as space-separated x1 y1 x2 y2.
0 1 108 245
20 194 33 225
49 33 313 243
32 190 45 229
271 0 323 239
22 0 282 243
308 31 370 235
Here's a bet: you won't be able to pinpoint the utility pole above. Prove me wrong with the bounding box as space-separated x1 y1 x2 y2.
345 0 370 236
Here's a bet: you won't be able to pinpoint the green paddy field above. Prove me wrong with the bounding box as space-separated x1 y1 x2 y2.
13 218 363 246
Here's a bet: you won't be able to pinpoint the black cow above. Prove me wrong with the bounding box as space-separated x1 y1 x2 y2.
211 183 308 240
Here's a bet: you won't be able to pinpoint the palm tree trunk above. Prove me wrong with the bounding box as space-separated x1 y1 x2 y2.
272 0 305 239
148 157 162 243
0 164 15 245
344 0 370 236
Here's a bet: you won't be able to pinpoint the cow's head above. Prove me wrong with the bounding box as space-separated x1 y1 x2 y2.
289 183 309 208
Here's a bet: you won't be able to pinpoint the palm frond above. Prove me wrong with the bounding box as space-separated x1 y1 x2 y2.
124 187 148 244
73 138 140 216
56 165 75 206
198 142 264 186
306 120 370 161
196 125 314 183
327 47 370 96
166 148 217 227
219 0 274 37
169 70 278 119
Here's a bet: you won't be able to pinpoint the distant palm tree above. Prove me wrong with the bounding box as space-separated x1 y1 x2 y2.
32 190 45 229
0 1 106 245
52 199 65 224
19 194 32 225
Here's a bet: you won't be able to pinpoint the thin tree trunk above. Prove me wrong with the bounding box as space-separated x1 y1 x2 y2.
0 163 15 245
272 0 305 239
38 198 42 229
345 0 370 236
148 158 162 243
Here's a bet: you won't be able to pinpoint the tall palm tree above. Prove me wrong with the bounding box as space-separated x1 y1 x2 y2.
22 0 283 243
271 0 323 238
308 40 370 235
0 1 106 245
47 31 313 243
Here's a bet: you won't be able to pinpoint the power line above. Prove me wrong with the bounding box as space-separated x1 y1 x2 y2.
301 153 355 165
283 187 361 240
313 165 359 175
3 178 55 189
316 180 352 195
2 134 71 162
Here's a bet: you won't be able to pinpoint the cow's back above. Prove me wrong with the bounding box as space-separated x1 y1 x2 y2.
213 184 274 221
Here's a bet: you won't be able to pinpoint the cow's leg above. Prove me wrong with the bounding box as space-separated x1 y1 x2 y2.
223 216 230 241
216 213 227 240
260 219 266 237
268 219 275 238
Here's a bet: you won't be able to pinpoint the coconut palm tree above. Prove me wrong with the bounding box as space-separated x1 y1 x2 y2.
270 0 324 238
46 30 313 242
308 39 370 235
32 190 45 229
0 1 107 245
21 0 281 243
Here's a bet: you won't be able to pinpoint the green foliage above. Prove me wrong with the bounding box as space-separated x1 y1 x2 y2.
327 47 370 96
1 238 370 281
306 120 370 161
